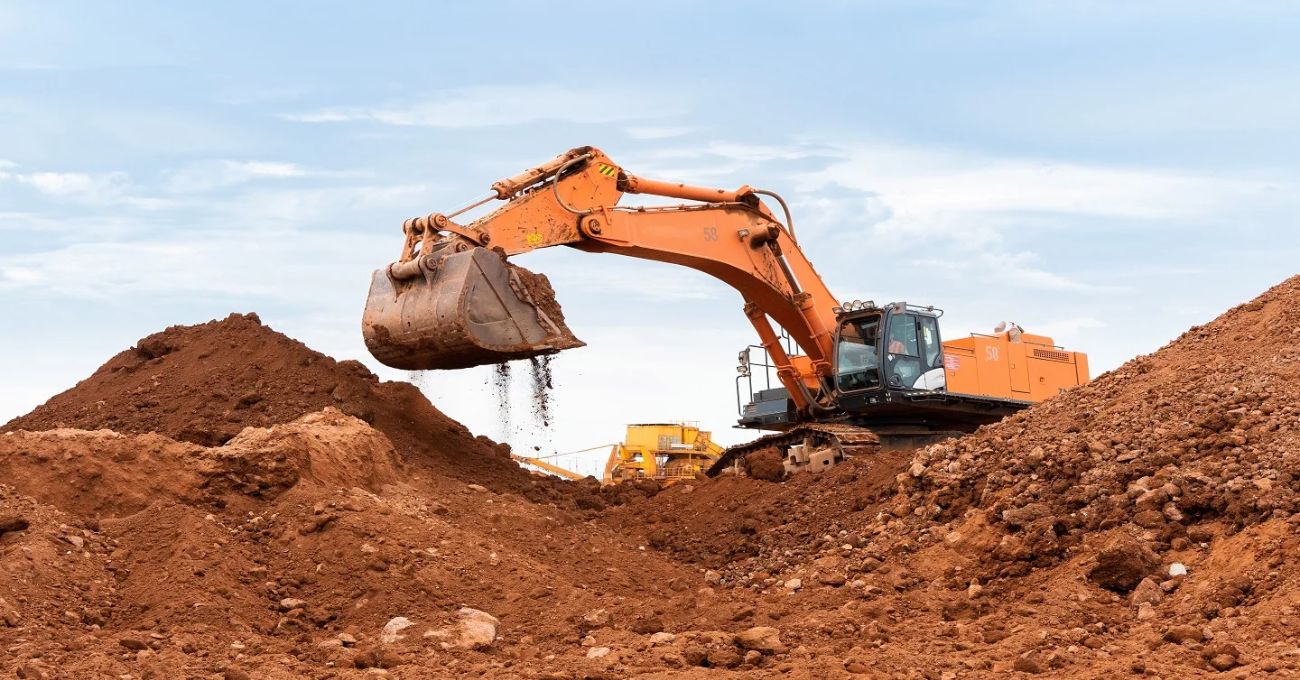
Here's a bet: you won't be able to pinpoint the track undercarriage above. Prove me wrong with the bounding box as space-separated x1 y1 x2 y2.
707 422 969 478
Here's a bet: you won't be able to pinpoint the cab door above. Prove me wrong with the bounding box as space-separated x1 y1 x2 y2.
884 312 944 389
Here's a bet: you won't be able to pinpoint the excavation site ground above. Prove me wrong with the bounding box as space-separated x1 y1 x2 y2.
4 275 1300 679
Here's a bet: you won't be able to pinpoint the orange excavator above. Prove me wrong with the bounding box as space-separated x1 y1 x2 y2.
362 147 1089 475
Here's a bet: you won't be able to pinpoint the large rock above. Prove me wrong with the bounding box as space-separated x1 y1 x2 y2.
1088 533 1158 593
425 608 499 650
735 626 785 655
380 616 413 644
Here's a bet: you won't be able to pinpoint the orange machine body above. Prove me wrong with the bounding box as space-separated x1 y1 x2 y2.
942 331 1089 402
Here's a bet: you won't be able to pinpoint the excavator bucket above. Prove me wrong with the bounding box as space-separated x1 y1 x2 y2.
362 247 584 370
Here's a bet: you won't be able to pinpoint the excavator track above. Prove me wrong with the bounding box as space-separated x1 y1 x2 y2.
707 423 880 477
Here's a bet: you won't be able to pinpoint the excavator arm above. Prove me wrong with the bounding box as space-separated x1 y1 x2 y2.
362 146 844 415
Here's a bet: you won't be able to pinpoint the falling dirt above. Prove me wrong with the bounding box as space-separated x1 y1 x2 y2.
491 361 513 436
527 355 555 427
4 276 1300 677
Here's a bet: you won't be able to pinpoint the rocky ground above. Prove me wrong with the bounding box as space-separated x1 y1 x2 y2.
4 277 1300 678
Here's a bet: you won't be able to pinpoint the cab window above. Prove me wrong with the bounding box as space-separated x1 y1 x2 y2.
887 315 919 356
836 316 880 392
919 315 941 368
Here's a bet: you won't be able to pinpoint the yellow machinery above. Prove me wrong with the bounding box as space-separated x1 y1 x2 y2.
510 454 587 481
602 423 723 486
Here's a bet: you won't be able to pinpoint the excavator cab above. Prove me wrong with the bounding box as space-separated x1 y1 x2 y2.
738 302 951 430
835 303 946 396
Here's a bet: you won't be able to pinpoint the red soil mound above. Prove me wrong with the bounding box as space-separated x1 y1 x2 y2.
3 313 539 495
599 275 1300 677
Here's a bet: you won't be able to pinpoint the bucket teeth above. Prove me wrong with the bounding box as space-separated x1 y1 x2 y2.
362 248 583 370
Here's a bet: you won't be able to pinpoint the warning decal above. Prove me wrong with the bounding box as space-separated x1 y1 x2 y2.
944 353 960 370
596 163 618 177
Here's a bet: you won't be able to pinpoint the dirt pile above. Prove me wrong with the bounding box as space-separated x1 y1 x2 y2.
602 275 1300 677
901 275 1300 578
0 418 764 677
3 312 548 497
0 315 797 679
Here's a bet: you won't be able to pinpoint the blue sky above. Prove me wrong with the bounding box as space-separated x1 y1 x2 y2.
3 1 1298 475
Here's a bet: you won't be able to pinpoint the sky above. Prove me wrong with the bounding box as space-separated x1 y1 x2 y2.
2 1 1298 477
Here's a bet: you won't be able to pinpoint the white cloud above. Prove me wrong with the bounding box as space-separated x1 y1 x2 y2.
1032 316 1107 340
164 160 367 193
0 167 176 210
625 126 696 140
20 170 121 196
281 84 689 128
780 141 1289 292
0 229 388 300
218 182 432 226
797 144 1274 229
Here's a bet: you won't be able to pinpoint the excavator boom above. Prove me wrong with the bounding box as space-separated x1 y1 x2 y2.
362 146 839 417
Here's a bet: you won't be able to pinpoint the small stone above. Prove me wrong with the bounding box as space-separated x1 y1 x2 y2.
735 626 785 654
1136 602 1157 620
1013 654 1044 674
818 571 846 587
1208 654 1238 672
1088 533 1159 593
631 616 664 634
467 484 488 493
353 646 403 669
339 632 358 647
1163 625 1204 644
580 608 611 633
0 598 20 627
586 646 612 659
1130 578 1164 606
704 570 722 586
649 632 676 645
62 535 85 549
380 617 413 644
119 638 148 650
279 598 306 611
845 660 871 675
706 646 742 668
1202 642 1241 671
1169 562 1188 577
783 578 802 591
